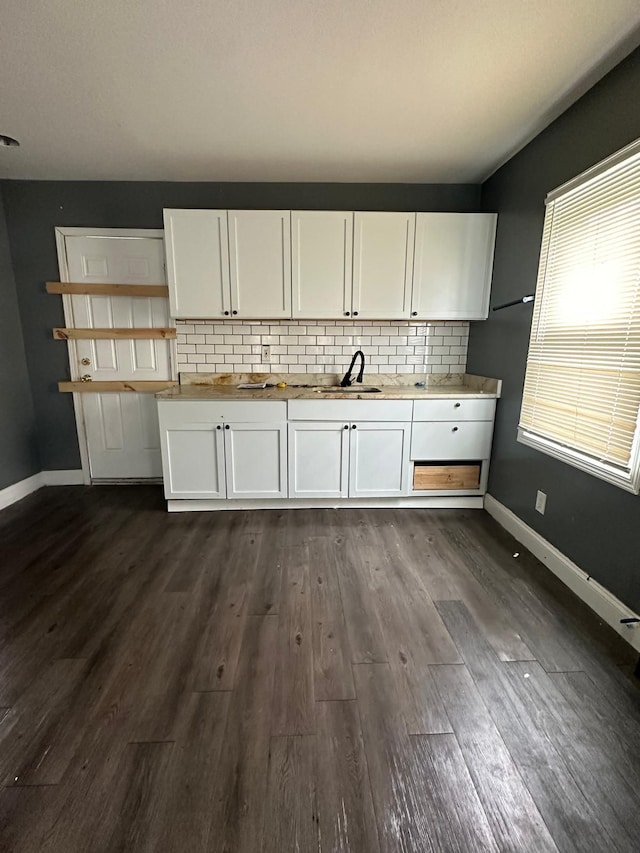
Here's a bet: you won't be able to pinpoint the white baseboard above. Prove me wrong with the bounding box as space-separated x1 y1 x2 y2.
484 494 640 654
0 469 85 511
42 470 85 486
0 472 44 511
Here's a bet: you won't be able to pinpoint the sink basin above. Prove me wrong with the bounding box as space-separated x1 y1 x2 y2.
317 386 382 394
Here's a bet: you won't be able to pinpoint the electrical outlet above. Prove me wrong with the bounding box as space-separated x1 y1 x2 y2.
262 345 271 363
535 490 547 514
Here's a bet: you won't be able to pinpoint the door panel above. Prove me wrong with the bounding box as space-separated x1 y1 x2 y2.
84 393 163 479
288 422 349 498
163 209 231 319
412 213 497 320
224 423 287 498
352 212 415 319
292 211 353 319
228 211 292 318
63 234 170 480
349 422 410 497
162 424 226 498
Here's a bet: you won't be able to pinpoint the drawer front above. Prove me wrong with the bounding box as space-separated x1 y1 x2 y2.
158 400 287 425
413 398 496 422
410 420 494 461
287 399 413 422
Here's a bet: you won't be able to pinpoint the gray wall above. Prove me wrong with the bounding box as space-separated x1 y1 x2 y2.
0 188 39 489
468 47 640 612
0 181 480 472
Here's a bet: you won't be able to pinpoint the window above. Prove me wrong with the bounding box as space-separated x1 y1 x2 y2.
518 138 640 493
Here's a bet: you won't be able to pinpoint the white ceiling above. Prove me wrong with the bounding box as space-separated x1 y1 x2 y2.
1 1 640 183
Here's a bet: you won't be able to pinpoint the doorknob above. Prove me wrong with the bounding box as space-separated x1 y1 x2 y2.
81 374 93 382
81 357 91 366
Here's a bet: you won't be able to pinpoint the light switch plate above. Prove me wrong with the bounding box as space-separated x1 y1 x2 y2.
535 490 547 514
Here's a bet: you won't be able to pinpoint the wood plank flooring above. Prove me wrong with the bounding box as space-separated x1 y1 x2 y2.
0 487 639 852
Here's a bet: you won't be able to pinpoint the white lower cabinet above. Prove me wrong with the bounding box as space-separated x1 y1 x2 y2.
288 420 410 499
225 422 287 498
163 423 227 499
159 396 496 507
158 401 287 500
288 422 349 498
349 422 410 497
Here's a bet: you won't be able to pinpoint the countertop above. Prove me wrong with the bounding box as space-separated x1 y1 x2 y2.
156 372 501 401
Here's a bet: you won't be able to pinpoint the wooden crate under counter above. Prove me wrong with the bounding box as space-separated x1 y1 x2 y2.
413 462 480 491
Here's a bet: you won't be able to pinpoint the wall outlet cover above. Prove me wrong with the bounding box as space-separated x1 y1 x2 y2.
535 490 547 514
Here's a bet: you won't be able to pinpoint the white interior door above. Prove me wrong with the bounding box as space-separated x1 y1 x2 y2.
62 233 171 480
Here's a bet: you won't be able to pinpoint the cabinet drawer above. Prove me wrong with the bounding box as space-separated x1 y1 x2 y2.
413 398 496 422
287 399 413 422
158 400 287 426
410 420 494 460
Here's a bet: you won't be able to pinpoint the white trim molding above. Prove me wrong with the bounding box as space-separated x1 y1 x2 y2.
0 473 44 511
484 493 640 654
0 470 86 512
42 470 85 486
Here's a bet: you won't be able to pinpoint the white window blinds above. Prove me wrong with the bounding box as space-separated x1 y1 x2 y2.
518 138 640 492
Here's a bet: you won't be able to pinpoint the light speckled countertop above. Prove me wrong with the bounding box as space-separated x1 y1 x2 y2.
156 372 501 401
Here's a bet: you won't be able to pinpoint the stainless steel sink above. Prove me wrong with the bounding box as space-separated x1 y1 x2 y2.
317 386 382 393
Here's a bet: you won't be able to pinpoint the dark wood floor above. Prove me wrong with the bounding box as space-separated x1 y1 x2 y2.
0 487 639 852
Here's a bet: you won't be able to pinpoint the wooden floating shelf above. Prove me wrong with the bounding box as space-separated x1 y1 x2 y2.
53 327 176 340
46 282 169 297
58 380 178 393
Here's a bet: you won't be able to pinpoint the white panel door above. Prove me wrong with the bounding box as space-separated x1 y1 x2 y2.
288 422 349 498
163 209 231 319
411 213 497 320
352 212 415 319
292 211 353 319
162 423 226 498
64 234 170 480
224 422 287 498
348 422 410 497
228 210 292 318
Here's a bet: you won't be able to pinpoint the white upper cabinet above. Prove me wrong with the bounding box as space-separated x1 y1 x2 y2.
291 211 353 319
164 209 231 319
352 212 415 319
411 213 497 320
228 210 292 319
163 207 496 322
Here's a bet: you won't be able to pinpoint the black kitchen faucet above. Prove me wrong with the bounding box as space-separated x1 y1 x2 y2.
340 350 365 387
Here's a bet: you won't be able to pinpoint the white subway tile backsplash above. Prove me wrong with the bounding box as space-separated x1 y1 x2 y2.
175 319 468 375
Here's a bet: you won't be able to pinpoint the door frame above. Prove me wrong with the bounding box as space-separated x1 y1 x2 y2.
55 227 172 484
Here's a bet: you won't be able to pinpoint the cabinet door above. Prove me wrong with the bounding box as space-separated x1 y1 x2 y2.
291 211 353 319
288 422 349 498
352 212 415 319
224 422 287 498
163 209 231 319
411 213 497 320
161 423 226 499
228 211 292 318
349 422 410 497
